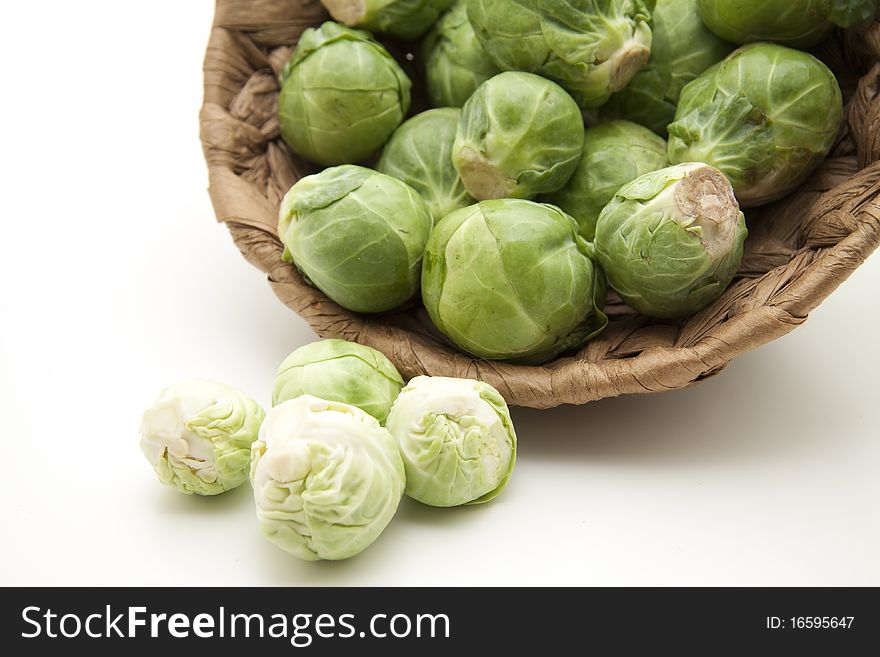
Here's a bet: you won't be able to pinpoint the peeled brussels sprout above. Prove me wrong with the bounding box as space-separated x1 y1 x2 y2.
422 199 608 363
272 339 404 424
378 109 473 221
467 0 654 109
278 22 411 166
140 380 265 496
251 395 405 561
667 43 843 207
452 72 585 200
278 165 433 313
594 162 748 319
386 376 516 507
320 0 456 40
542 121 668 240
698 0 879 48
422 0 501 107
600 0 734 136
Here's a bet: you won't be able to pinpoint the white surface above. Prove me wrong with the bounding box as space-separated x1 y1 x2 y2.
1 2 878 587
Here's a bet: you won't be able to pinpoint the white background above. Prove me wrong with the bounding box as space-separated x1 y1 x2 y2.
1 1 878 586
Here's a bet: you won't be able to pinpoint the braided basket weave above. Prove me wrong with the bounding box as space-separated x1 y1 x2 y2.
200 0 880 409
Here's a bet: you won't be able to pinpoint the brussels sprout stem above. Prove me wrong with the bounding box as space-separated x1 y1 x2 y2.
606 39 652 93
455 146 517 199
674 166 740 259
322 0 367 26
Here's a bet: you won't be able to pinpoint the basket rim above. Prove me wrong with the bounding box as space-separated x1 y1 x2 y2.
199 2 880 408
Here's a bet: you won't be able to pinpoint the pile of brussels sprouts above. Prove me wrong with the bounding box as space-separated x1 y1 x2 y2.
140 340 516 560
139 1 876 560
273 0 869 363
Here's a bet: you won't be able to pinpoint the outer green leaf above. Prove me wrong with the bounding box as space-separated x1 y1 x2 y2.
272 339 404 424
320 0 456 40
697 1 879 42
422 0 500 107
378 109 474 221
542 121 668 240
697 0 834 48
668 93 775 196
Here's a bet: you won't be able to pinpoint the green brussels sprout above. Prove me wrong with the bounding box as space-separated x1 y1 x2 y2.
278 22 411 166
386 376 516 507
667 43 843 207
139 380 265 496
599 0 734 136
467 0 654 109
320 0 456 40
251 395 405 561
594 162 748 319
278 165 434 313
422 0 501 107
542 121 668 240
452 72 585 200
422 199 608 363
272 339 404 424
698 0 879 48
378 109 474 221
697 0 833 48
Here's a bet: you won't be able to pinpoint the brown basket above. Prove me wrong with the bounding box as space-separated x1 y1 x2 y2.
200 0 880 409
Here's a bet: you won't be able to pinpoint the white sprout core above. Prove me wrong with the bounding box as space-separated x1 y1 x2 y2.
321 0 368 25
605 37 652 93
139 388 218 483
455 146 518 200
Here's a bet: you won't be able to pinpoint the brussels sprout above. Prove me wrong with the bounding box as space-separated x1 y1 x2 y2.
278 165 433 313
667 43 843 207
697 0 832 48
698 0 879 48
278 22 411 166
378 109 474 221
272 339 404 424
600 0 734 136
320 0 456 40
467 0 654 109
542 121 668 240
422 199 608 363
386 376 516 507
422 0 501 107
452 72 585 200
139 380 265 496
251 395 405 561
594 162 748 319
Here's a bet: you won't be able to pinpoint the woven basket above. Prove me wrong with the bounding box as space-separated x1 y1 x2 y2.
200 0 880 409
